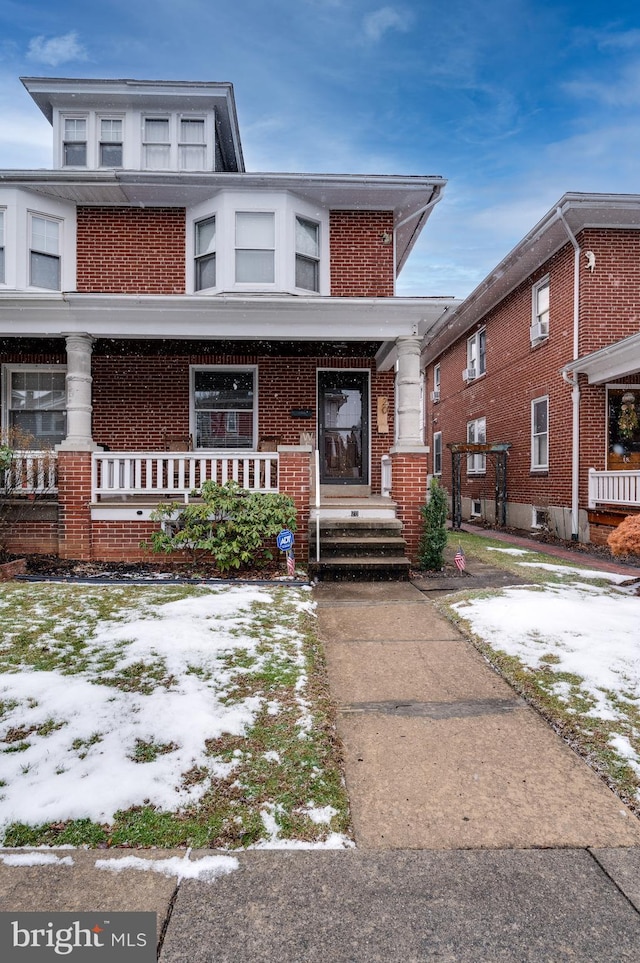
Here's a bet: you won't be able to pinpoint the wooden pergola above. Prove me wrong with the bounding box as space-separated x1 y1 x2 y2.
447 442 511 530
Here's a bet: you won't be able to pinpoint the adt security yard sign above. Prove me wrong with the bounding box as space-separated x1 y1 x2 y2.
276 529 294 552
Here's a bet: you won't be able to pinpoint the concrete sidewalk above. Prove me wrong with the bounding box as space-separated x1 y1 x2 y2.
2 545 640 961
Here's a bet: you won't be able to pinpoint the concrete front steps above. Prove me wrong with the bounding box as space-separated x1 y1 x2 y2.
308 490 410 581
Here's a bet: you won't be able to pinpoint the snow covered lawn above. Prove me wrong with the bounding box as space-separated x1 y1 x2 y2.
446 542 640 812
0 582 352 849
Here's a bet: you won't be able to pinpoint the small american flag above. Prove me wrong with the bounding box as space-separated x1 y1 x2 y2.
454 545 466 572
286 551 295 576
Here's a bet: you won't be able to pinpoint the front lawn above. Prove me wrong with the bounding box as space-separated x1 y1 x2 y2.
0 582 352 849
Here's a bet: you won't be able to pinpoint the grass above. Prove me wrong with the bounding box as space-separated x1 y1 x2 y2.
0 582 352 849
437 532 640 815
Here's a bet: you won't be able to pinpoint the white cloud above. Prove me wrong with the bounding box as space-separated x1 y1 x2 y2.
362 6 412 44
27 31 88 67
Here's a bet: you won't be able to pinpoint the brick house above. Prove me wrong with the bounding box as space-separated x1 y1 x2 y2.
0 76 457 574
422 193 640 544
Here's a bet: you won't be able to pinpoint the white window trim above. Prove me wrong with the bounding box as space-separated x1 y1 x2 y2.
235 210 276 286
97 114 125 169
294 214 321 293
531 395 549 471
531 276 550 344
28 212 62 291
185 192 329 295
464 329 486 381
1 363 68 443
189 364 258 450
466 416 487 474
433 430 442 475
60 113 89 168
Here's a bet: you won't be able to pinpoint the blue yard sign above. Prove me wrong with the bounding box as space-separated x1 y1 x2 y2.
276 529 294 552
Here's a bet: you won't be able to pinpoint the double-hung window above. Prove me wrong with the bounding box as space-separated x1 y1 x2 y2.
193 368 255 449
467 417 486 474
295 216 320 291
235 212 275 283
531 278 550 342
0 210 4 284
99 119 123 167
179 119 205 170
531 397 549 470
433 431 442 475
5 367 67 448
194 216 216 290
466 329 486 380
143 118 170 169
30 215 60 290
432 364 441 402
63 118 87 166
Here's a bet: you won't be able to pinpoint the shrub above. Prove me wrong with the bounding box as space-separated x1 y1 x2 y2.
418 477 449 570
144 479 297 573
608 513 640 558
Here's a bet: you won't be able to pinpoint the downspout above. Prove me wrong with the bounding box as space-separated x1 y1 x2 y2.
557 206 581 540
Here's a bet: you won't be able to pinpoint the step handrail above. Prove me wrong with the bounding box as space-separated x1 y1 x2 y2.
314 448 321 563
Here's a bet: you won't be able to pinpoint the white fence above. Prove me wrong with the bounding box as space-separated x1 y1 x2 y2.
92 450 279 500
588 468 640 509
0 450 58 494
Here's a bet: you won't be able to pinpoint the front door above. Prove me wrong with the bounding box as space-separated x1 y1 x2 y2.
318 370 369 485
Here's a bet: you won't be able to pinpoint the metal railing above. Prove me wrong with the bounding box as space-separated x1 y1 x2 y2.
92 450 279 500
0 450 58 494
588 468 640 509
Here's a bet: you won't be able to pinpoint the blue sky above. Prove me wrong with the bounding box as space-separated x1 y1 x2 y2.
1 0 639 298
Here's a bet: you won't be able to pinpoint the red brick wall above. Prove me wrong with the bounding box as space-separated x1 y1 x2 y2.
57 451 93 559
390 452 429 562
76 207 186 294
426 228 640 524
330 211 394 296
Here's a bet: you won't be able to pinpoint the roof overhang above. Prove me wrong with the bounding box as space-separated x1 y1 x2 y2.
20 76 244 172
423 192 640 365
562 332 640 385
0 170 447 275
0 293 456 352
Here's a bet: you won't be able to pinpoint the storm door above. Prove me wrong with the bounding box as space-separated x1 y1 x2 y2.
318 370 369 485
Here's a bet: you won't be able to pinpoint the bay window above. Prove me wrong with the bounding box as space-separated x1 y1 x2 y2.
195 216 216 290
0 210 4 284
30 215 60 290
235 212 275 283
295 216 320 291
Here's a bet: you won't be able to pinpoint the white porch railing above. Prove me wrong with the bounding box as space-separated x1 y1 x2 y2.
381 454 392 497
588 468 640 509
0 450 58 495
92 450 279 501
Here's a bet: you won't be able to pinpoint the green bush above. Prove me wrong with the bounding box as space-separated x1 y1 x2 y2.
144 480 297 573
418 477 448 570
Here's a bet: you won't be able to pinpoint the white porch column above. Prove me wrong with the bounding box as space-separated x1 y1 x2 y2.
57 332 99 451
391 335 428 452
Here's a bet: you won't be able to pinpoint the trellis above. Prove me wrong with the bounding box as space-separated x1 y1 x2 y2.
447 442 511 530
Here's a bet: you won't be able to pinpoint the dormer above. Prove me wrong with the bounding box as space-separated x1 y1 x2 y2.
21 77 244 174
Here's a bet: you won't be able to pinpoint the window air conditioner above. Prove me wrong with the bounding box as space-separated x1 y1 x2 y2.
462 367 476 382
430 390 440 403
530 322 548 343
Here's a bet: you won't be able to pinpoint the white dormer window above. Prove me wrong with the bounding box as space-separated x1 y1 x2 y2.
143 118 170 169
99 118 123 167
235 212 275 283
179 119 205 170
30 215 60 290
195 216 216 290
295 216 320 291
63 118 87 166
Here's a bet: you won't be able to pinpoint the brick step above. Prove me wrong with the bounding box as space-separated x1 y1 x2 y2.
311 535 408 559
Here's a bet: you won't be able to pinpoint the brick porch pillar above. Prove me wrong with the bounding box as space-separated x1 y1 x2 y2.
389 452 429 564
277 445 312 566
57 450 93 559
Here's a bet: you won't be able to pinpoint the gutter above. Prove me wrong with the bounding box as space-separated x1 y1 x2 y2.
556 206 581 540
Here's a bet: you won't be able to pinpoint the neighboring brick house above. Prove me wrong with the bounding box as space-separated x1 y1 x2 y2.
422 193 640 544
0 76 456 572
